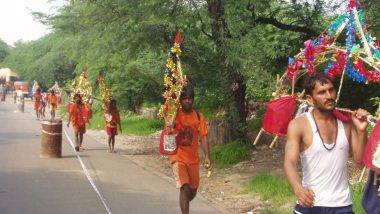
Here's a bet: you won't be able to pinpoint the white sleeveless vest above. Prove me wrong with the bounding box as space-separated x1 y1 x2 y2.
299 111 352 207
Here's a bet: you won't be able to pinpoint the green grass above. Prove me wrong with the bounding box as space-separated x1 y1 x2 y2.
60 106 163 136
58 105 69 120
245 173 366 213
245 172 295 207
210 140 251 168
351 182 365 214
87 110 163 136
247 118 262 131
260 207 293 214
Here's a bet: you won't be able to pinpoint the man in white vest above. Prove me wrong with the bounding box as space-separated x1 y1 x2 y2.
284 73 369 213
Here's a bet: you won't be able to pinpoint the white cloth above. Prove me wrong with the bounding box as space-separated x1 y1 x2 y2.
299 111 352 207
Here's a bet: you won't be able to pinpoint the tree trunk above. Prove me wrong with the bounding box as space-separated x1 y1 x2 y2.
207 0 247 139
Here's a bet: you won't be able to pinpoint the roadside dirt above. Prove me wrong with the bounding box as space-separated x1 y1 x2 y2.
86 129 365 213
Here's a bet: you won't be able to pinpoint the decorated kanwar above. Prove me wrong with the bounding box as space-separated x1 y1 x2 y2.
158 32 211 214
262 0 380 212
67 71 92 152
98 74 122 153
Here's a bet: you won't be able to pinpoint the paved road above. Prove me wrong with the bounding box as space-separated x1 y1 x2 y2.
0 98 223 214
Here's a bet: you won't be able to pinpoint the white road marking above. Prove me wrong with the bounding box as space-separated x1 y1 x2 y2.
27 106 112 214
63 129 112 214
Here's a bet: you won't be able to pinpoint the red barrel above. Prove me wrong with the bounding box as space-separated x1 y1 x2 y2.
40 120 62 158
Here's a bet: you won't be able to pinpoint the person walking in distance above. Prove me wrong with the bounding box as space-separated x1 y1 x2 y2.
170 85 211 214
67 93 87 151
48 90 59 120
284 73 369 213
34 88 43 120
104 99 122 153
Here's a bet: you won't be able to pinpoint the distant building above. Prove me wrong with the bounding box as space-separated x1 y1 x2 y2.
0 68 19 83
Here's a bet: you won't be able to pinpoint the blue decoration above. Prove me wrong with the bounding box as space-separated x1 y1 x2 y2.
345 61 366 83
374 50 380 60
327 14 347 37
324 62 334 74
346 11 356 55
288 57 295 65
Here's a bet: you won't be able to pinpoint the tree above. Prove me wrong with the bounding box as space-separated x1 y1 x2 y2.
0 39 9 64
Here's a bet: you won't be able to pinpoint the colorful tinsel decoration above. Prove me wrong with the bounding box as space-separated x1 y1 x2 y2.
157 32 187 127
71 70 93 104
285 0 380 84
97 73 112 113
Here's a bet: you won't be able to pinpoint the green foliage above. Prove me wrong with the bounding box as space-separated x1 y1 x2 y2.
3 0 380 137
210 140 251 168
0 39 9 64
260 207 293 214
2 35 75 89
87 110 163 136
247 118 262 131
245 172 295 207
351 182 365 214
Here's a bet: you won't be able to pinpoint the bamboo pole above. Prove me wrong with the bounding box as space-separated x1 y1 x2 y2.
253 128 263 145
269 135 279 149
359 167 367 183
353 8 375 63
336 69 345 104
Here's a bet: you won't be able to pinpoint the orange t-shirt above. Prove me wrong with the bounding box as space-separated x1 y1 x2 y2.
69 104 86 126
170 109 208 165
34 93 42 108
106 109 120 128
49 94 58 105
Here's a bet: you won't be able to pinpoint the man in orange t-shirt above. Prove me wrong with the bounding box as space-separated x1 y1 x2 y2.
34 88 43 120
170 85 211 214
105 99 122 153
67 93 87 151
48 90 59 120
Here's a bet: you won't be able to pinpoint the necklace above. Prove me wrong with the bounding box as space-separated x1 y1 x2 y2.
311 110 338 151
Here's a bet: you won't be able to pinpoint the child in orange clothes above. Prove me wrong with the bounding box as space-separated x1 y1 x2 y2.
67 93 88 151
48 90 59 120
104 99 122 153
170 85 211 214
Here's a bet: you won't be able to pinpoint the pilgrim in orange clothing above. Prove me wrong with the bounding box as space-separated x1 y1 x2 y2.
67 93 88 151
34 88 43 120
169 85 211 214
104 99 122 153
48 90 59 120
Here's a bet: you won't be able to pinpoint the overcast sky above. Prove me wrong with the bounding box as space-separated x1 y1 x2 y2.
0 0 66 46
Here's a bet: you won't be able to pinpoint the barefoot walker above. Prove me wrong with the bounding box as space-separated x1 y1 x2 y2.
105 99 122 153
170 86 211 214
67 93 88 152
284 73 369 213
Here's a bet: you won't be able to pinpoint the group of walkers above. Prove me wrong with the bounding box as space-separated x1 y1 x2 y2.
33 88 59 121
66 92 122 153
27 73 380 213
64 83 209 214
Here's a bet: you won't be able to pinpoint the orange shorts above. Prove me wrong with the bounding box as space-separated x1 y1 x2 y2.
34 103 41 110
172 162 199 189
50 104 57 111
73 124 86 134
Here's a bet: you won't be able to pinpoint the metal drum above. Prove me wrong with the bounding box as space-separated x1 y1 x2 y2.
40 120 62 158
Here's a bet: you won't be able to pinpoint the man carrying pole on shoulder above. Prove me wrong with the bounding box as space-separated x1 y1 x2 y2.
284 73 369 213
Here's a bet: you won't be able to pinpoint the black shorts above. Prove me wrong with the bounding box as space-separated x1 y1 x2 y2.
294 204 353 214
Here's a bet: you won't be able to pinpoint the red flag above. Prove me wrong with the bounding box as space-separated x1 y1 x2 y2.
174 31 183 44
364 122 380 171
262 96 297 136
